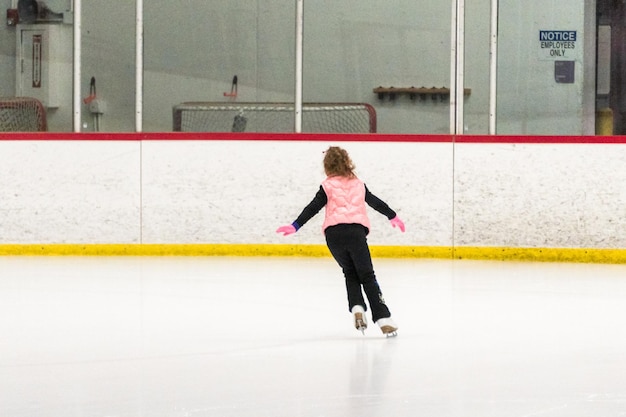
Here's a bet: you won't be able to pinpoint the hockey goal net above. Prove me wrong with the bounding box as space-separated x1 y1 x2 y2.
0 97 47 132
173 102 376 133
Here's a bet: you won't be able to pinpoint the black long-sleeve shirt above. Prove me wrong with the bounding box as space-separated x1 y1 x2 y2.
292 185 396 231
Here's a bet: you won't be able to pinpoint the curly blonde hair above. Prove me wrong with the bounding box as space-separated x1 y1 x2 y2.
323 146 356 178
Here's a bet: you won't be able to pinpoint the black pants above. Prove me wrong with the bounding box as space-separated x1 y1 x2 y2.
325 224 391 322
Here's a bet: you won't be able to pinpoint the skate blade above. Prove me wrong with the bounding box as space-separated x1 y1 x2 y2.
380 325 398 338
356 319 367 335
354 313 367 334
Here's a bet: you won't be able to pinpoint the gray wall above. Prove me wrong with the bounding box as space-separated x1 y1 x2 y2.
0 0 596 134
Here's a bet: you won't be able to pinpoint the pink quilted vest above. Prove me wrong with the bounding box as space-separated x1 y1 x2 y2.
321 176 371 231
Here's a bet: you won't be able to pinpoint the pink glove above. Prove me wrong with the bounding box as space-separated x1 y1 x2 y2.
390 216 405 232
276 224 296 236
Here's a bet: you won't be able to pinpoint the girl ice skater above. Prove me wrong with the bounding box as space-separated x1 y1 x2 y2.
276 146 405 336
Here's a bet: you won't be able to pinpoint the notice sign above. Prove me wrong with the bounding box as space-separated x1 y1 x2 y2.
539 30 578 60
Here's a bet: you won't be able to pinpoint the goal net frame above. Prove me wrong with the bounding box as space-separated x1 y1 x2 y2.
0 97 48 132
173 102 377 133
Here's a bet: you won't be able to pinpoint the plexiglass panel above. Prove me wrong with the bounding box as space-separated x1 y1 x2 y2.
143 0 296 132
80 0 136 132
0 0 609 134
303 1 452 134
494 0 595 135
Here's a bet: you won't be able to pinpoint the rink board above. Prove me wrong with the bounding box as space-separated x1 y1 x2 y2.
0 133 625 262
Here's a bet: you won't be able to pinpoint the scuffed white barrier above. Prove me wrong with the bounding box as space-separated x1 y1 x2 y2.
454 143 626 248
1 137 625 249
140 140 452 246
0 141 141 243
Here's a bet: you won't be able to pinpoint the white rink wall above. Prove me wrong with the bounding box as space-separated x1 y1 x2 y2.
1 137 625 249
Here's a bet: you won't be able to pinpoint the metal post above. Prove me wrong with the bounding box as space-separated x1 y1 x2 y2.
294 0 304 133
449 0 457 135
449 0 465 135
72 0 81 132
136 0 144 132
455 0 465 135
489 0 498 134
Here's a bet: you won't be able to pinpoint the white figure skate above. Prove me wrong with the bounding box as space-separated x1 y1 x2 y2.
376 317 398 337
351 305 367 334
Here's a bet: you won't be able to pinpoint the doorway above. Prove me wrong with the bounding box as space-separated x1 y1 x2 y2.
597 0 626 134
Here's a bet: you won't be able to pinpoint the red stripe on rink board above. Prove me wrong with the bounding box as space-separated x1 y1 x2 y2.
1 132 626 143
0 132 449 142
454 135 626 144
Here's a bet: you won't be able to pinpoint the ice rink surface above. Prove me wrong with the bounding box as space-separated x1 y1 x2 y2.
2 256 626 417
